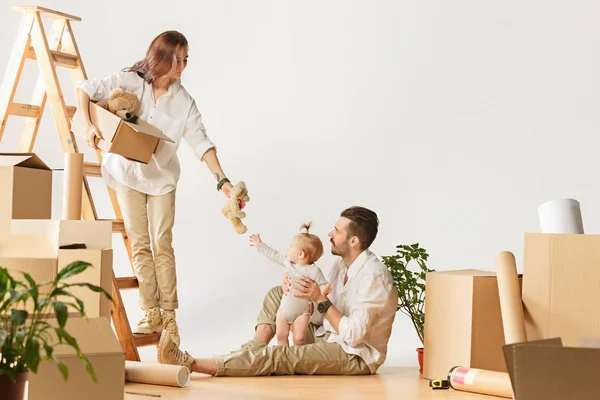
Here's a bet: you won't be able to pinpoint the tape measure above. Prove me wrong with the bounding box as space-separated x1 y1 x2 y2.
429 379 450 390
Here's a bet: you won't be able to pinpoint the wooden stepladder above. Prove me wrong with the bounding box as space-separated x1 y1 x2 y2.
0 5 159 361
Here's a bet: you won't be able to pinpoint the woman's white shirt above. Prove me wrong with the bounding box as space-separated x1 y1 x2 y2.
77 71 215 195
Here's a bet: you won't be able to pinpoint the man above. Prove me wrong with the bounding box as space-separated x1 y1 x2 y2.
157 206 398 376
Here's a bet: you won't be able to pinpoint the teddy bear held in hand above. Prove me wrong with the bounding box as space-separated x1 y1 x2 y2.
222 181 250 234
96 88 140 121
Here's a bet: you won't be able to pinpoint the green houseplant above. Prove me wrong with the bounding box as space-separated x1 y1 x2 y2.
381 243 433 373
0 262 113 400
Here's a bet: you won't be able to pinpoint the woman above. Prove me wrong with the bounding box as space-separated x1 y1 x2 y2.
76 31 238 346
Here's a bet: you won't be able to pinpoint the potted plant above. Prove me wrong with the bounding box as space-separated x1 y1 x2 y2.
0 262 113 400
381 243 433 374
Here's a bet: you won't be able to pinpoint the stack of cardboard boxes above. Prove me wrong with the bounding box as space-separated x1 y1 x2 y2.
0 153 125 400
423 232 600 398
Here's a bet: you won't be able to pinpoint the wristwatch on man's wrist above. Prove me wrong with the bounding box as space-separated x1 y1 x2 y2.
317 298 332 314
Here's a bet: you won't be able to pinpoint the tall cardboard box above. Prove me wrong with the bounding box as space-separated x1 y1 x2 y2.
28 317 125 400
423 270 514 379
522 233 600 346
0 153 52 220
71 102 174 163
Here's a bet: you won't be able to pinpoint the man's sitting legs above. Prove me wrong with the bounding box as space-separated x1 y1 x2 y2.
159 330 371 377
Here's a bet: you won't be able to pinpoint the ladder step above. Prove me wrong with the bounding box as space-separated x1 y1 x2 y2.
12 6 81 21
116 277 139 289
8 102 74 119
26 47 79 69
83 162 101 177
133 333 161 347
8 103 41 118
66 106 76 118
51 50 79 69
99 219 126 233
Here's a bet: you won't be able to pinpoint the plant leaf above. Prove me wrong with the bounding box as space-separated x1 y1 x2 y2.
56 261 91 282
0 267 11 292
44 343 54 360
81 356 98 383
10 290 29 304
0 328 7 349
22 272 39 304
49 288 70 298
55 328 79 350
55 357 69 381
24 338 41 373
64 283 113 302
11 309 28 326
52 301 68 328
75 298 85 316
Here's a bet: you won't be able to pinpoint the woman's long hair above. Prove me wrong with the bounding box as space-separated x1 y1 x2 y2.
125 31 188 83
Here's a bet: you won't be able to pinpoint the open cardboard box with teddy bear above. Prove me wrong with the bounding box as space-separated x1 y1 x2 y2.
71 88 174 164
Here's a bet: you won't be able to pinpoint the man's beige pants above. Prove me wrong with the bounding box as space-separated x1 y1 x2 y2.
115 183 178 310
214 286 372 376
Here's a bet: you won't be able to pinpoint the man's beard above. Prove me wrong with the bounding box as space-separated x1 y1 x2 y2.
331 239 349 257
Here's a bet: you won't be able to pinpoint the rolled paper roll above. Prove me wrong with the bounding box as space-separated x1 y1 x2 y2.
495 251 527 344
62 152 84 220
448 367 513 398
115 110 132 120
538 198 584 234
124 361 190 388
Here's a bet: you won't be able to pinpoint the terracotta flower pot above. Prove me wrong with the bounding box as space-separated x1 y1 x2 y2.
417 347 424 374
0 371 29 400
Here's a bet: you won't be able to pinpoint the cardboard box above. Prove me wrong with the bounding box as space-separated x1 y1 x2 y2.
522 233 600 346
71 101 174 163
1 220 113 316
503 338 600 399
11 219 112 250
0 153 52 220
423 269 517 379
28 317 125 400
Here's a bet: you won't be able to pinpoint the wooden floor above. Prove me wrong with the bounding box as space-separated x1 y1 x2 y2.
124 367 493 400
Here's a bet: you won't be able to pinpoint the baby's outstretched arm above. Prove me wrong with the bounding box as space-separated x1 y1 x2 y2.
250 233 285 267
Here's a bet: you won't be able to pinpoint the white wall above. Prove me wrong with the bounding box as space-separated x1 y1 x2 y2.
2 0 600 367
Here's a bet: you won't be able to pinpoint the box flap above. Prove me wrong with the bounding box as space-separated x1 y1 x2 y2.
11 220 112 250
71 102 121 145
47 317 124 357
0 153 51 170
124 118 174 142
0 234 56 258
503 338 600 399
430 269 496 277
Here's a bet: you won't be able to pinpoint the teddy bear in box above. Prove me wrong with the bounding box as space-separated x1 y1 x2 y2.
96 88 140 121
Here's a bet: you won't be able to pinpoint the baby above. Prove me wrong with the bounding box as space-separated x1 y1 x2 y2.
249 223 329 346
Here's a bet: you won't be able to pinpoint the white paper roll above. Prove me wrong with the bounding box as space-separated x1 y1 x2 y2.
538 198 584 234
124 361 190 388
